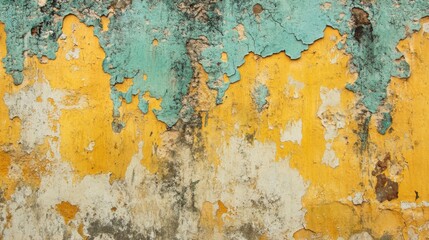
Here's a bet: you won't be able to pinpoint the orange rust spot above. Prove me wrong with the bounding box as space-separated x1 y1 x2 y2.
152 39 159 46
221 52 228 62
78 223 88 239
56 201 79 224
215 200 228 229
259 234 269 240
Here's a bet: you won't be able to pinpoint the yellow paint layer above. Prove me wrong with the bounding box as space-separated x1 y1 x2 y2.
24 15 166 179
0 22 43 199
383 17 429 201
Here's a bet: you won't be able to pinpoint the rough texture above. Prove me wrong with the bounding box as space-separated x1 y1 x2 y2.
0 0 429 239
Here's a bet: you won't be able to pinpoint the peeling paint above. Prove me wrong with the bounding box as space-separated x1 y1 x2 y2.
0 1 429 239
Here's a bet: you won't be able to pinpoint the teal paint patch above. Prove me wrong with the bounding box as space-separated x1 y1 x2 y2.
252 84 269 112
0 0 428 134
0 0 110 84
337 1 428 135
342 1 429 115
378 112 392 135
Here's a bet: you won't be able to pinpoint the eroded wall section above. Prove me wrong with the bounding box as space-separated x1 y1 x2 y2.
0 0 429 239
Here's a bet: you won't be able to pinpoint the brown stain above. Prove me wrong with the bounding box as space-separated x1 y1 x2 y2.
351 7 371 26
371 153 399 202
56 201 79 224
253 3 263 15
351 7 372 42
375 174 399 202
372 153 390 176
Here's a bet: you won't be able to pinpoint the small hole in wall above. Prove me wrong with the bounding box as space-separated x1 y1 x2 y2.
152 39 159 46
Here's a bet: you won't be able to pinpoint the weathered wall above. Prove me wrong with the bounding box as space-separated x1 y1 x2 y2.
0 0 429 239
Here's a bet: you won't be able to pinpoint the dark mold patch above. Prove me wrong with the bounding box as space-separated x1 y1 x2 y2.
351 7 371 26
111 119 125 133
380 233 393 240
415 191 419 201
86 219 147 240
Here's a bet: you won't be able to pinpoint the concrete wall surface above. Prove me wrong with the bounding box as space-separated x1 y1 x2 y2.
0 0 429 239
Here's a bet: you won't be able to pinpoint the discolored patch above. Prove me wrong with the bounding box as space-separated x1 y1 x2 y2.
375 174 398 202
253 3 263 15
55 201 79 224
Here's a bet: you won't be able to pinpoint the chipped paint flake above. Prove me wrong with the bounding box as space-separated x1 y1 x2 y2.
65 48 80 60
287 76 305 99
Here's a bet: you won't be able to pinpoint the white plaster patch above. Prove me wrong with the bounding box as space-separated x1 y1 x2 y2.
322 143 339 168
349 231 374 240
3 80 85 152
347 192 364 205
207 137 308 239
408 227 419 240
38 0 47 7
400 201 429 211
85 141 96 152
4 81 65 152
287 76 305 99
65 48 80 60
233 24 247 41
1 133 307 239
330 53 339 64
317 87 345 168
423 22 429 33
280 119 303 145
